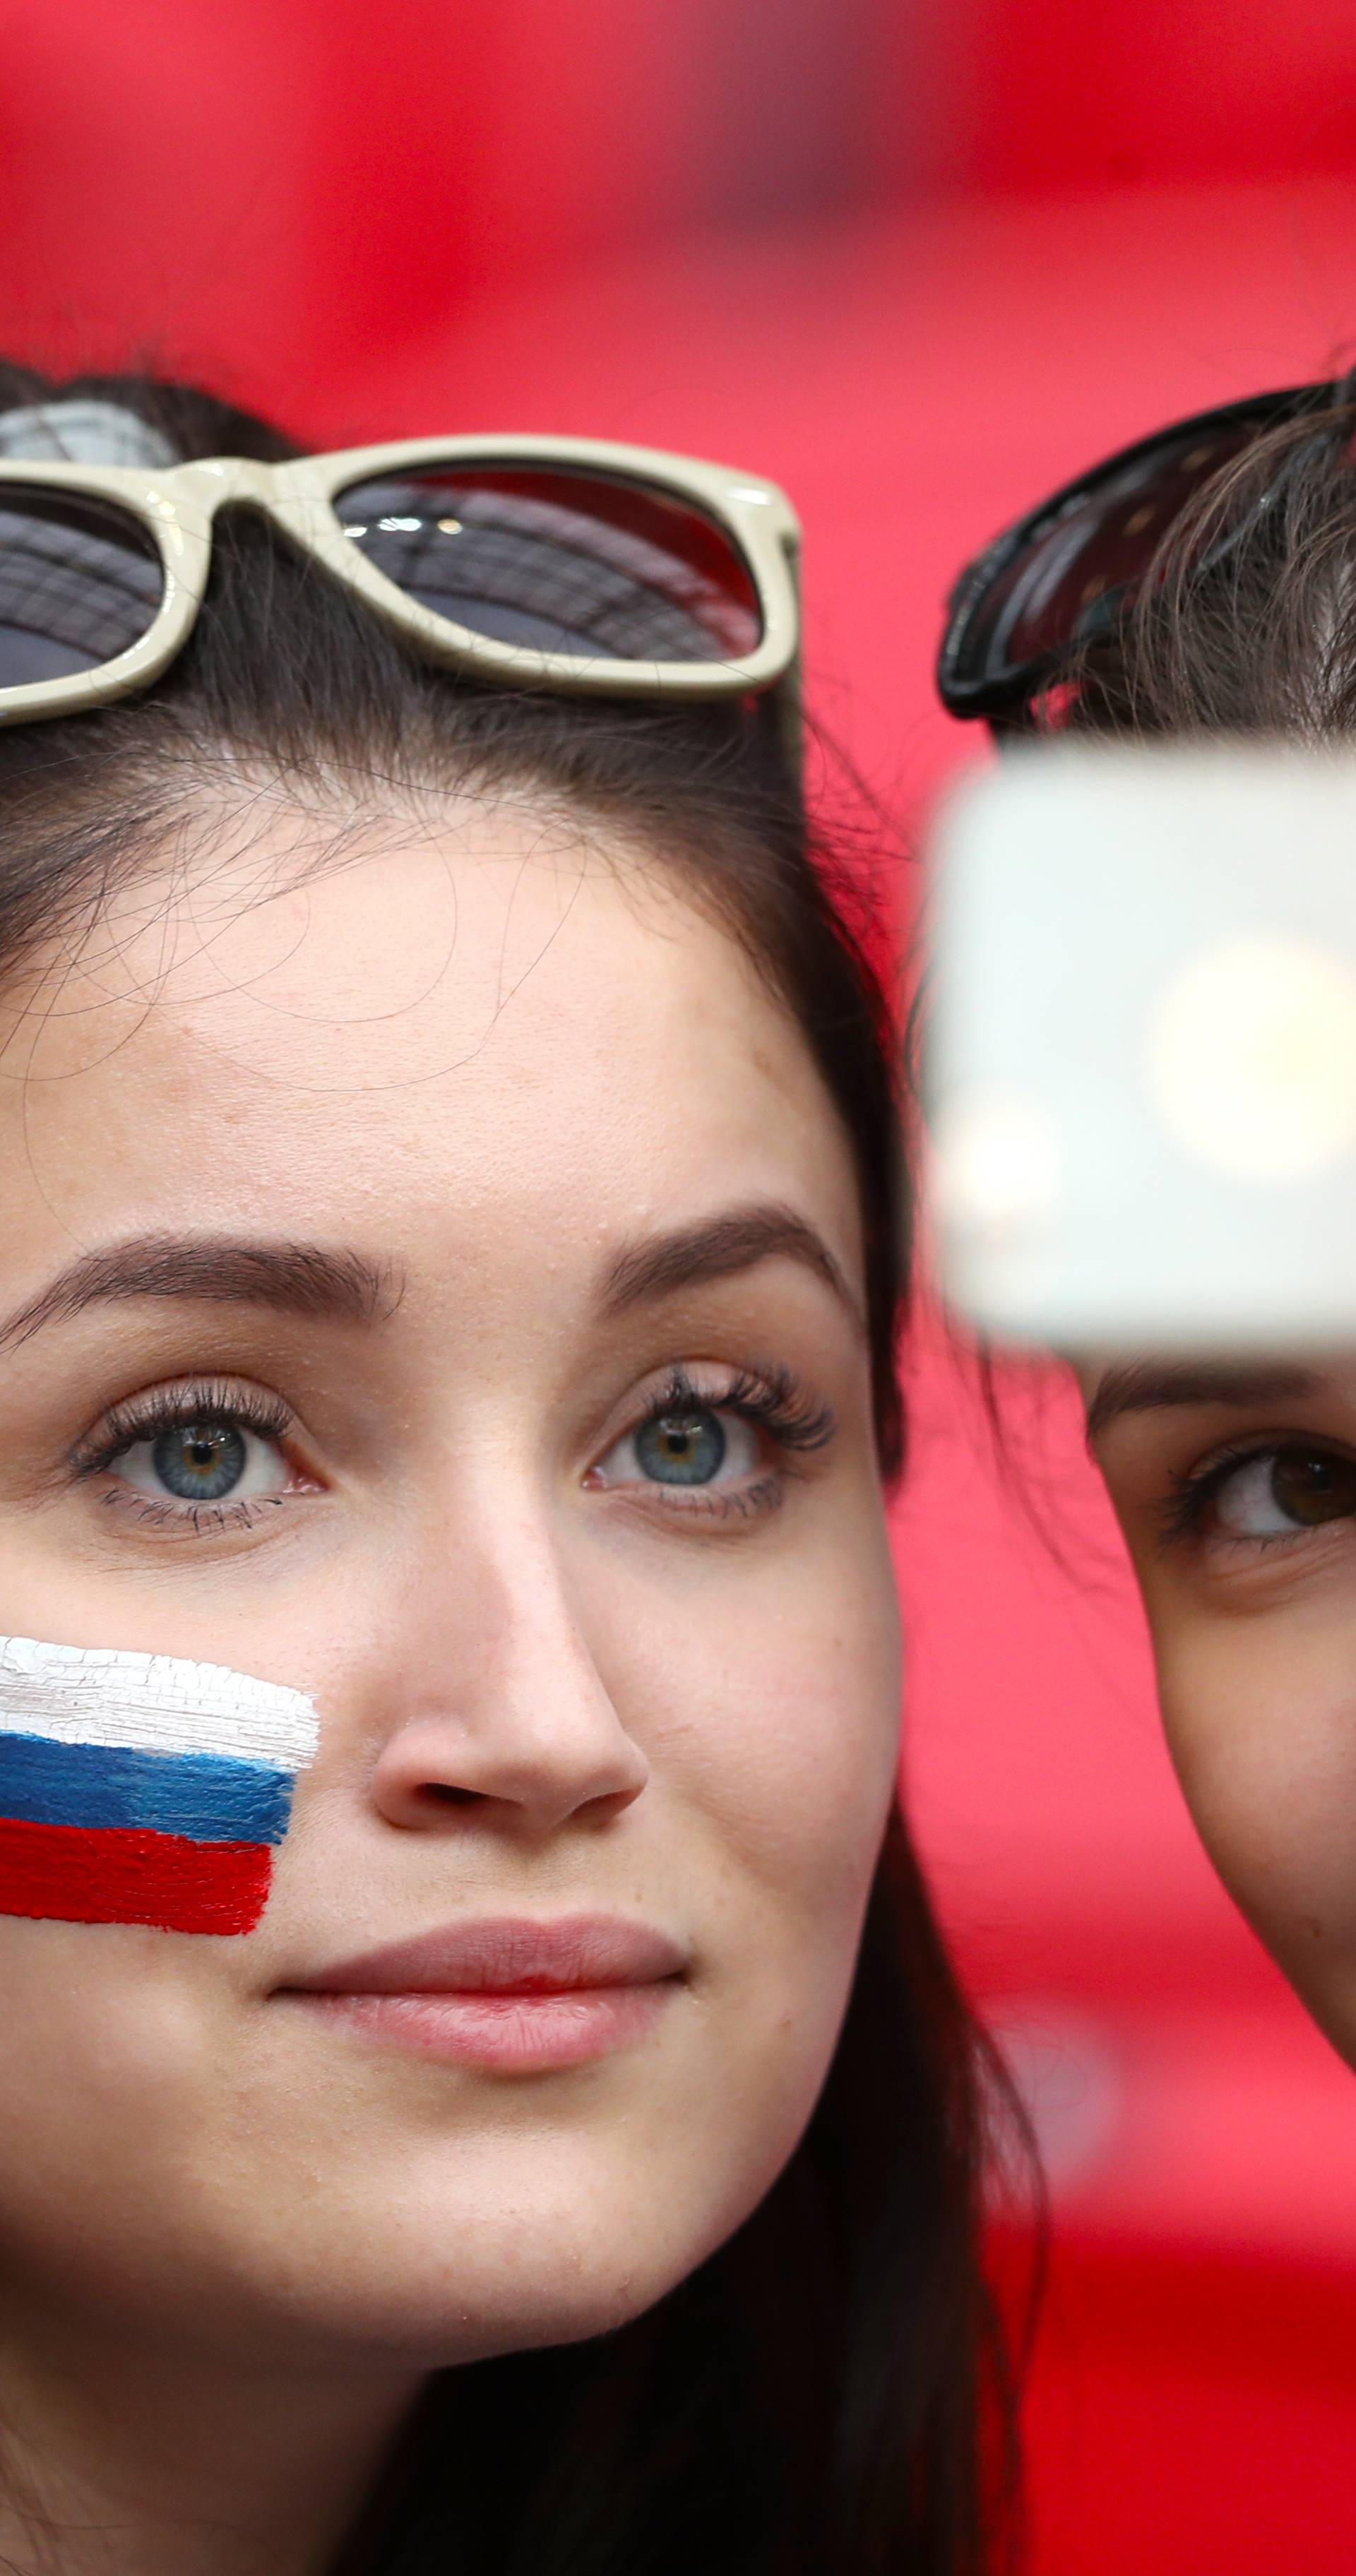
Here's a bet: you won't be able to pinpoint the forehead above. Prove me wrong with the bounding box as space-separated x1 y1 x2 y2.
0 801 864 1282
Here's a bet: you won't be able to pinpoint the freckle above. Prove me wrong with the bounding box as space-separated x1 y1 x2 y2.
1301 1913 1326 1940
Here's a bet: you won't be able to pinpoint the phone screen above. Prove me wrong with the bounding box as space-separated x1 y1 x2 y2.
925 745 1356 1353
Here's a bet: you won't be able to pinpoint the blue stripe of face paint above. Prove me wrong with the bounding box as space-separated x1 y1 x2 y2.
0 1734 294 1845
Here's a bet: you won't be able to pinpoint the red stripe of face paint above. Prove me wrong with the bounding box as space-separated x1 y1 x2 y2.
0 1813 273 1933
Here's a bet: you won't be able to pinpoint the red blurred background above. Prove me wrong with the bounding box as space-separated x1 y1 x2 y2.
6 1 1356 2560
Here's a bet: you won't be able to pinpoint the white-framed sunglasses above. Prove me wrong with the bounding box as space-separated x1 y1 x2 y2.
0 432 802 727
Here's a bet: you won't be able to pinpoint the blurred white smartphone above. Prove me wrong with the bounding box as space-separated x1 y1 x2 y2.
925 744 1356 1353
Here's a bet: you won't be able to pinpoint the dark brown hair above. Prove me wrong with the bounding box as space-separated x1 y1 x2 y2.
0 364 1023 2576
1060 390 1356 744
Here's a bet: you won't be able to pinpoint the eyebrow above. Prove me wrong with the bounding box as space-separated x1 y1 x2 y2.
0 1210 856 1354
600 1200 863 1332
1086 1360 1324 1441
0 1235 403 1354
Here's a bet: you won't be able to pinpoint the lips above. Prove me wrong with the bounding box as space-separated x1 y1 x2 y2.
288 1913 688 1998
280 1914 688 2073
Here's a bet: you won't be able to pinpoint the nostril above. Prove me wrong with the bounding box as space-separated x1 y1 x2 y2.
419 1782 482 1808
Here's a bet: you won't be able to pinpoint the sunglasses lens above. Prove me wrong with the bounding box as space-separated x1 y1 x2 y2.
0 487 163 686
958 419 1271 695
333 463 762 663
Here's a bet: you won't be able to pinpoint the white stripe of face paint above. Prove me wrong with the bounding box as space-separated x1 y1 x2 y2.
0 1638 319 1770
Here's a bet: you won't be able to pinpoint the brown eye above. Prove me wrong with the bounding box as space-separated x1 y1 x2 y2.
1209 1443 1356 1539
1268 1447 1356 1527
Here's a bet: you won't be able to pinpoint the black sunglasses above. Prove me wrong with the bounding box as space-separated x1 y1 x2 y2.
936 381 1348 731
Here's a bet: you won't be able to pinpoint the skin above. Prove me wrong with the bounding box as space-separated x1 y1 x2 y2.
0 790 901 2575
1081 1350 1356 2068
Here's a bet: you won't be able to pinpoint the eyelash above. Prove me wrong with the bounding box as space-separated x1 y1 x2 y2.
1158 1444 1260 1547
71 1379 295 1480
70 1379 298 1532
596 1361 836 1526
1157 1438 1350 1550
650 1361 835 1456
65 1361 836 1542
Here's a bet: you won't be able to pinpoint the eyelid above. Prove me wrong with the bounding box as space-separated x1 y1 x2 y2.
1192 1427 1356 1483
69 1376 298 1481
601 1359 835 1455
583 1361 838 1525
1160 1429 1356 1548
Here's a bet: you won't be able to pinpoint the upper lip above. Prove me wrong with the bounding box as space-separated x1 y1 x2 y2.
287 1914 688 1996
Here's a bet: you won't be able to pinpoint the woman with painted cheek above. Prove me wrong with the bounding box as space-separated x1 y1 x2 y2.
0 370 1023 2576
938 376 1356 2075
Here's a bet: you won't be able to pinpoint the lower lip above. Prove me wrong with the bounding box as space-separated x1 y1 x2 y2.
287 1981 678 2070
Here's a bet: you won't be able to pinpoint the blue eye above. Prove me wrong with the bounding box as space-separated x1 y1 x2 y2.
594 1397 761 1494
634 1406 728 1486
148 1424 249 1502
112 1418 291 1509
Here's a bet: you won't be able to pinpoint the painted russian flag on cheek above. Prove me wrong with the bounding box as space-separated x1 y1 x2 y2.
0 1637 319 1936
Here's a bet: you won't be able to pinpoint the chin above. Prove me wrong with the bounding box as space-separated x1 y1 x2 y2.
1271 1963 1356 2076
439 2260 688 2361
275 2158 763 2368
270 2231 701 2370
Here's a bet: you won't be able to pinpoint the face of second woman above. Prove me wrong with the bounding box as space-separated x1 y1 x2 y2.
0 799 900 2383
1083 1352 1356 2065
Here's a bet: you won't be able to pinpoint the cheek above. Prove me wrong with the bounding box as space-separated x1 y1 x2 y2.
0 1914 244 2313
617 1521 903 1984
701 1628 901 1922
1155 1612 1356 1956
600 1532 902 2274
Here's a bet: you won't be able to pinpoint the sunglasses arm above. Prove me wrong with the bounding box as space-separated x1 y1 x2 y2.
773 528 804 787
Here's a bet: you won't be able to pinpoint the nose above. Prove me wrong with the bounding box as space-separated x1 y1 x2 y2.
366 1513 649 1840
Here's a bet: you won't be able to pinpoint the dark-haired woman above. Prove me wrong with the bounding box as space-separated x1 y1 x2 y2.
0 369 1018 2576
939 378 1356 2080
